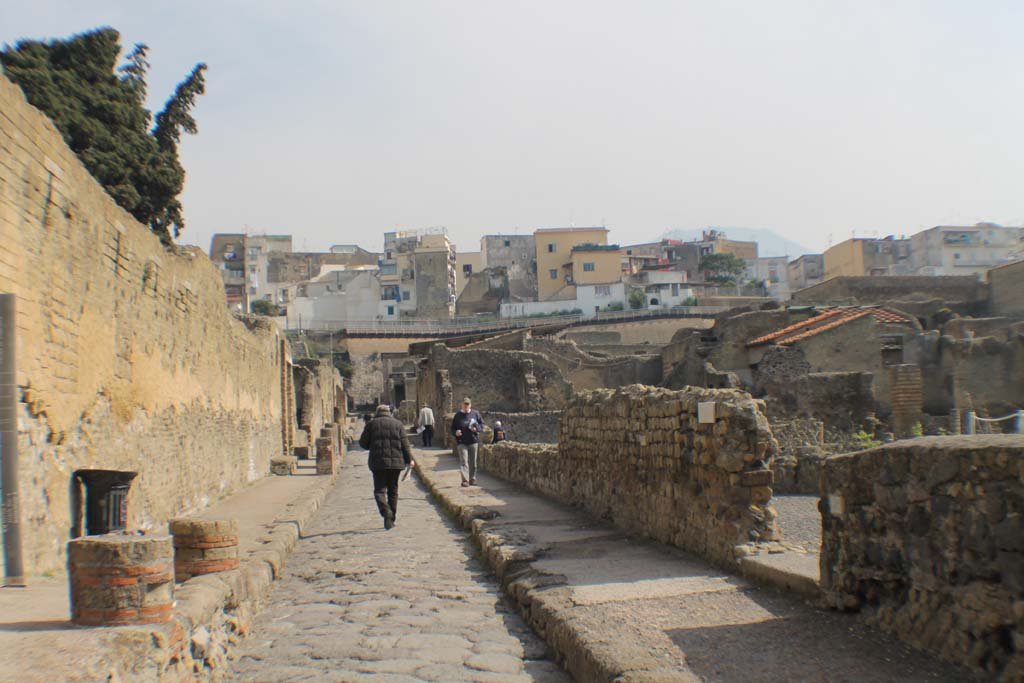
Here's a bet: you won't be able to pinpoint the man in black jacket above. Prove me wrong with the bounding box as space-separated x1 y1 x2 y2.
451 397 485 487
359 405 414 529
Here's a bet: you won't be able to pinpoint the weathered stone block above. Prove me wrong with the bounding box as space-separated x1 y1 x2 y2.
271 455 298 475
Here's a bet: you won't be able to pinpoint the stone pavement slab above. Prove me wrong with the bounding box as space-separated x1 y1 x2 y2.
0 460 327 682
414 447 987 682
228 452 569 682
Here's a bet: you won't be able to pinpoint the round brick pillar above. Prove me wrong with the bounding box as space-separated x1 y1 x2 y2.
68 532 174 626
169 517 240 581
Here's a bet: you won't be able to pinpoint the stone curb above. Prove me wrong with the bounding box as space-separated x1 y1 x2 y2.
415 459 684 683
98 468 340 681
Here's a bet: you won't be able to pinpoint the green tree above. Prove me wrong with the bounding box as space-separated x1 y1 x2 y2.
628 287 645 310
0 28 206 244
700 252 747 284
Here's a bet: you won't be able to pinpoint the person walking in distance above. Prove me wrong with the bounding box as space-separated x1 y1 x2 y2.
359 405 414 530
492 420 506 444
417 403 435 448
451 397 485 487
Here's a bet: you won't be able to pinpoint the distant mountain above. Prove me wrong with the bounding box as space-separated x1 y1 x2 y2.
661 227 814 259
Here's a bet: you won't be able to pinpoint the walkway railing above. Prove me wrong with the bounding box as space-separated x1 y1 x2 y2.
963 410 1024 435
285 305 728 336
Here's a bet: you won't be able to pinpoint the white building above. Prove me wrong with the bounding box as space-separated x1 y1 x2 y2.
744 256 790 300
499 281 626 318
285 267 396 329
909 223 1024 277
625 270 694 308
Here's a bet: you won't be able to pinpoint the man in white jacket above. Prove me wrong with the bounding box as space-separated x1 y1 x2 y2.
417 404 436 447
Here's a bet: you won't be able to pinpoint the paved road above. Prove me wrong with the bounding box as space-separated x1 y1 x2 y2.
228 454 568 682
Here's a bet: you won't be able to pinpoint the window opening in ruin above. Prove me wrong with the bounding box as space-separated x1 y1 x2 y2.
72 470 137 537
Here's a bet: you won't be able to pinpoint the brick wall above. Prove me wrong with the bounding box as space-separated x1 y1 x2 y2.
0 75 292 575
820 436 1024 678
480 385 779 566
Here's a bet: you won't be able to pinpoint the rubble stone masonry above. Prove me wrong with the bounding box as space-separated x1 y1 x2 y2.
481 385 780 566
820 436 1024 678
0 75 292 575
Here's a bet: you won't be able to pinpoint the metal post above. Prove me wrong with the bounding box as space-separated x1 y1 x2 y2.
964 410 976 435
0 294 25 586
1016 410 1023 435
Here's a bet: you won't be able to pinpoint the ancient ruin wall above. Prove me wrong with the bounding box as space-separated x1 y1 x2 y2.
989 260 1024 319
481 385 780 565
483 410 561 444
820 436 1024 678
0 75 289 575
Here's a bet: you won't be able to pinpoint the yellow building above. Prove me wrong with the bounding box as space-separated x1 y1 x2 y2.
454 251 482 297
824 237 911 279
534 227 610 300
562 245 622 290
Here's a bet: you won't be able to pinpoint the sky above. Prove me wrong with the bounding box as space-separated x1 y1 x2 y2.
2 1 1023 255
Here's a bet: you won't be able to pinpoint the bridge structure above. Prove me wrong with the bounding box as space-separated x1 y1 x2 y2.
284 305 729 339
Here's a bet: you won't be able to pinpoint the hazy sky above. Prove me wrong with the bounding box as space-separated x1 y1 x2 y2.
3 1 1022 254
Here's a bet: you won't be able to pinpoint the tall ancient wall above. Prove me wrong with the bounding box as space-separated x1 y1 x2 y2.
820 436 1024 679
0 75 289 575
791 276 987 306
989 260 1024 319
480 385 780 565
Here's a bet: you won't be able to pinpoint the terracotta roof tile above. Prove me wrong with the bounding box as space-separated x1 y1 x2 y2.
747 307 913 347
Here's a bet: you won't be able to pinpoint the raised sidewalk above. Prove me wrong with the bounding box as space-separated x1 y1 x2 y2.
414 447 982 682
0 460 335 682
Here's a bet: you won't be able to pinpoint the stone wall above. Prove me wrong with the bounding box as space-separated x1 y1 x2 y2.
419 343 573 414
0 75 294 575
770 417 826 494
989 259 1024 319
820 436 1024 678
525 336 662 391
482 410 561 444
792 372 875 431
480 385 780 566
791 276 987 307
293 358 343 450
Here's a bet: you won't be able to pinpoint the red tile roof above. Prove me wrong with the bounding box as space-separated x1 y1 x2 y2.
747 307 914 347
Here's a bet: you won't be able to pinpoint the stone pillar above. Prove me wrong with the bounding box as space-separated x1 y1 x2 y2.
889 364 923 438
316 436 337 475
68 533 174 626
169 518 240 581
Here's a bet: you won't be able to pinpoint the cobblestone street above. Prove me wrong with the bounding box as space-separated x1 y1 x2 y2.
228 453 568 682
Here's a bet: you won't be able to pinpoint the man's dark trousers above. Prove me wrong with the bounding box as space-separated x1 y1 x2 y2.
422 425 434 447
372 468 403 523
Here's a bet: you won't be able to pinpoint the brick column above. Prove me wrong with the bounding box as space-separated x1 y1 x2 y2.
889 364 923 438
169 518 239 581
68 533 174 626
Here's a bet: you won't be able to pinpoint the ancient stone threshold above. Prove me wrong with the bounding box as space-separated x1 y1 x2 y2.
81 468 340 681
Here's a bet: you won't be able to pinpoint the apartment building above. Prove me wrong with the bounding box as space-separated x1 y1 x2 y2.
379 228 457 318
909 223 1024 277
535 227 610 300
480 234 537 300
824 236 911 279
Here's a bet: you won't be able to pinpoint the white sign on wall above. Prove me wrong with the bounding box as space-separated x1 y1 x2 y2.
698 401 716 424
